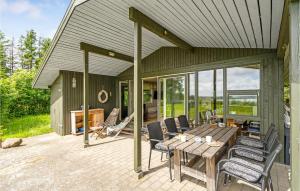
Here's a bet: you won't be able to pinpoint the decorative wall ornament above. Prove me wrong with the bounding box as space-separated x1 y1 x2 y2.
98 90 109 103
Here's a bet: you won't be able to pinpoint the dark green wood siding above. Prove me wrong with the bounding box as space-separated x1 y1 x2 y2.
50 73 64 135
118 47 284 162
50 71 117 135
61 71 116 135
119 47 276 79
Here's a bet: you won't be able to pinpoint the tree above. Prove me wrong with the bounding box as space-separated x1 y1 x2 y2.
36 37 51 69
7 37 18 75
0 31 9 78
19 30 38 70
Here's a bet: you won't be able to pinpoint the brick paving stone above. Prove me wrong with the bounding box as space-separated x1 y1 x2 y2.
0 133 290 191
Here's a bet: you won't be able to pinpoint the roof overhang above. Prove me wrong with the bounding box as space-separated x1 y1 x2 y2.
34 0 285 89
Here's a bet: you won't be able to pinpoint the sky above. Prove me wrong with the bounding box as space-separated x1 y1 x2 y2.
0 0 70 40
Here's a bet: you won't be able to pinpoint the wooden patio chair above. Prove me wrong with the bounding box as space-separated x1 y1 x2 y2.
90 108 120 138
106 113 134 137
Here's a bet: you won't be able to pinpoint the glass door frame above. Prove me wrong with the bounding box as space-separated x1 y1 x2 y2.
157 74 187 120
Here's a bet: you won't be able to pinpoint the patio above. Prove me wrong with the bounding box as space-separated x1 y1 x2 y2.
0 133 290 191
30 0 300 190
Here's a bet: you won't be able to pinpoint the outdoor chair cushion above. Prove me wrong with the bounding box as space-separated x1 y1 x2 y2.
155 142 174 151
237 138 264 148
222 157 263 182
235 148 264 162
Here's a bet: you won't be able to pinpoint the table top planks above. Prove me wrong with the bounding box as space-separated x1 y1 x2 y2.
163 124 211 148
166 126 238 159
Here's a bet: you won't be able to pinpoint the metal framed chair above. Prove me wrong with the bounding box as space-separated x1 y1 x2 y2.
147 121 173 180
228 130 279 162
236 123 276 149
216 143 282 191
177 115 191 132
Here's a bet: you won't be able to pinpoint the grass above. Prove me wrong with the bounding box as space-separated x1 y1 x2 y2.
159 101 256 118
0 114 52 140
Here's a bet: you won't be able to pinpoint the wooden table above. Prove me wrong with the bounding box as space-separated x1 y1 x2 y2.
164 125 238 191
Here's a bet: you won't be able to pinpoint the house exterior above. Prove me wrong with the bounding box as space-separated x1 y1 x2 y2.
33 0 300 190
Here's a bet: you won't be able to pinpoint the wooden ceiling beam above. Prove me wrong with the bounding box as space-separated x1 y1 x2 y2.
80 42 134 62
129 7 194 51
277 0 290 58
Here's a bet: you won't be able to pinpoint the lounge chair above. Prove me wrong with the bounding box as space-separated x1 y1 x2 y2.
216 143 282 191
90 108 120 138
106 113 134 137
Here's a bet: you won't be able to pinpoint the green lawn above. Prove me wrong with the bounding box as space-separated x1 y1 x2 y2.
0 114 52 140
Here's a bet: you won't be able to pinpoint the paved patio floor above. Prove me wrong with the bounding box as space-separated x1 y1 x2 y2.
0 133 290 191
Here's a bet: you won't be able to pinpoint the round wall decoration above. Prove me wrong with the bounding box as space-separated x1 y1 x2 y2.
98 90 109 103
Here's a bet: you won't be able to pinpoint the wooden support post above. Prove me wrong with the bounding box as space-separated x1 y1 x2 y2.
174 149 182 182
206 157 216 191
133 21 142 173
83 50 89 147
289 2 300 190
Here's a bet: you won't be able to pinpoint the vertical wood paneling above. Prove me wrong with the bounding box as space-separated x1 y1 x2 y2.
117 47 284 162
50 74 63 135
61 70 116 134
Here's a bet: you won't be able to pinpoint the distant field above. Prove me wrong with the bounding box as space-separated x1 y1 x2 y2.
1 114 52 140
159 101 255 118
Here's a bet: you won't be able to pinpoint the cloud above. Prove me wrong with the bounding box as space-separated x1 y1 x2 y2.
0 0 8 13
1 0 42 19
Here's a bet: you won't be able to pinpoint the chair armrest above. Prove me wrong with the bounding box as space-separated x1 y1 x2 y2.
166 132 177 136
149 139 162 143
237 135 262 142
232 144 269 154
228 147 267 159
218 159 267 176
179 127 190 132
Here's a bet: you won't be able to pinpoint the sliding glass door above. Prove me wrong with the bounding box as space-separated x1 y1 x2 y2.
159 76 185 119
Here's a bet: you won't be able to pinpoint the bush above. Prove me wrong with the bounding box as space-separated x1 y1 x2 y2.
0 69 50 121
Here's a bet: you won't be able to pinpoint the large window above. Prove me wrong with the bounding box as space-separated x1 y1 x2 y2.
226 64 260 117
160 76 185 118
198 70 214 122
228 94 258 116
227 65 260 90
216 69 223 116
188 73 196 121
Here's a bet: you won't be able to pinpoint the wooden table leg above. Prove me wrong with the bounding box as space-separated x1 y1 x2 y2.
206 156 216 191
174 149 182 182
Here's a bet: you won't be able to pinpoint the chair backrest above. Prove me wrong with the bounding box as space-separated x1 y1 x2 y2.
264 142 282 175
164 118 178 133
178 115 190 128
105 108 120 126
266 130 278 152
264 123 276 142
147 121 164 149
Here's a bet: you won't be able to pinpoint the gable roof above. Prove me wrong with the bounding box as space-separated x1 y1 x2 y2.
34 0 284 89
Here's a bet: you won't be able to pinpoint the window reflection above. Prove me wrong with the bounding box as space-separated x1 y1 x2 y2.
228 95 258 116
227 65 260 90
